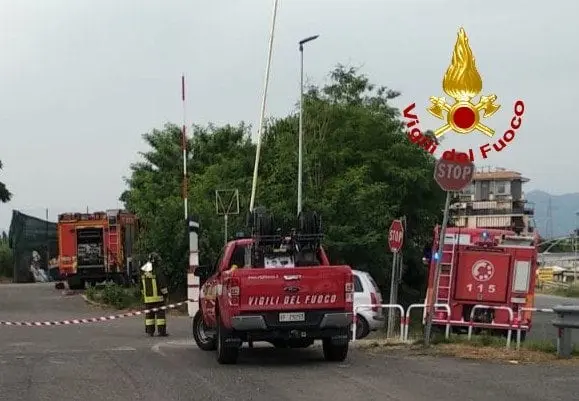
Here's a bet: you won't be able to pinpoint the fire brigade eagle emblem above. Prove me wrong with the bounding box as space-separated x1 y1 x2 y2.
427 27 500 138
471 259 495 282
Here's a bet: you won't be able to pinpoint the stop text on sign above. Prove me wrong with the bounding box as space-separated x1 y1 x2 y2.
389 230 403 244
435 162 473 181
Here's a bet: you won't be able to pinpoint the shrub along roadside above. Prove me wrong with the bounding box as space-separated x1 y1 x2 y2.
555 283 579 298
85 283 142 310
423 333 579 358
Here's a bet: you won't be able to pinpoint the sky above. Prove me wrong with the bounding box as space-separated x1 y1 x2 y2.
0 0 576 230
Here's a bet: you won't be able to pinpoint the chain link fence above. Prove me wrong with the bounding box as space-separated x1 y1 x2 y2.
8 210 58 283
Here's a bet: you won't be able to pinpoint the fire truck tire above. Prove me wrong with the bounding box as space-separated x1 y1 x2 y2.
192 311 217 351
354 315 370 339
67 277 84 291
322 338 349 362
216 316 239 364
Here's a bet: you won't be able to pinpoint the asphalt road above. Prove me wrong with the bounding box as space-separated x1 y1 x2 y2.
0 283 578 401
528 293 579 343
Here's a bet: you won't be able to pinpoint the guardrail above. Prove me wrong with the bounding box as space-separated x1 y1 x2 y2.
467 304 514 349
404 303 451 341
352 304 405 342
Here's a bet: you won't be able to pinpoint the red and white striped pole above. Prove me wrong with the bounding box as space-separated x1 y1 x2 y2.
181 75 188 220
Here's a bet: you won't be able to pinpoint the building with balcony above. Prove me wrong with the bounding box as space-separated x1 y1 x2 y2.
449 167 535 235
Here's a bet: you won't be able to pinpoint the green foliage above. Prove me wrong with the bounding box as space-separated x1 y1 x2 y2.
0 160 12 203
86 283 141 310
120 64 445 303
0 233 13 278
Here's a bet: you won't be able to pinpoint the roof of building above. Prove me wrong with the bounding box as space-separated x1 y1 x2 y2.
473 168 529 182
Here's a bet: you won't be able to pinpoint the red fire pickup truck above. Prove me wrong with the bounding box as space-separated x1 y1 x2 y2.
192 210 354 364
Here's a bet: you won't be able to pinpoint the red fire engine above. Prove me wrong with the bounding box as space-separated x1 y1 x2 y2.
423 226 539 340
57 210 138 290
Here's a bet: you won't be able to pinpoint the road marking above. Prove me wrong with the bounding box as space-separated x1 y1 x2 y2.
151 339 195 356
105 346 137 352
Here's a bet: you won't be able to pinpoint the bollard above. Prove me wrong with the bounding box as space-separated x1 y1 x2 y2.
552 305 579 359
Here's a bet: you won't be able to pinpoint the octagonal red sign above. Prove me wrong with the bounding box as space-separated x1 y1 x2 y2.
388 219 404 253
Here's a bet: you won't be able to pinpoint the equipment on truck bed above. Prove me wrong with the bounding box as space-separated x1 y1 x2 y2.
246 208 323 268
57 209 138 290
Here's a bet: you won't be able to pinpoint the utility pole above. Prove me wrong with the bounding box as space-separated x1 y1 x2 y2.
297 34 319 215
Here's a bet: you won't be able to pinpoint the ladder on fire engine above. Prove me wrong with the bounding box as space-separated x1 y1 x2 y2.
106 210 120 269
435 233 458 306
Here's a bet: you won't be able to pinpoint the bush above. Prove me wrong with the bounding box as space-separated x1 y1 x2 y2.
0 242 13 278
86 283 141 310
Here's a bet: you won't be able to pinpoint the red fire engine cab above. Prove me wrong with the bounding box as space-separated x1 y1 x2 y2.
58 210 138 290
423 226 539 339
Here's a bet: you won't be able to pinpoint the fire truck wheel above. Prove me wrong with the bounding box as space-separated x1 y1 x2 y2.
67 277 84 291
354 315 370 339
322 337 349 362
192 310 217 351
216 316 239 364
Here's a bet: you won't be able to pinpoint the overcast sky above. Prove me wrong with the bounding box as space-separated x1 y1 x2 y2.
0 0 576 230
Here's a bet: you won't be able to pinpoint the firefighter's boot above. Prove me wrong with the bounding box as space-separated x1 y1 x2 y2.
157 325 168 337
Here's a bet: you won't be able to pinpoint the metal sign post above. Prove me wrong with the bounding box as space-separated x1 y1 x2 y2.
387 219 404 338
215 189 240 245
424 157 474 346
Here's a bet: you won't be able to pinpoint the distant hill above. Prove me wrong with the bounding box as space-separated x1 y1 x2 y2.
526 190 579 238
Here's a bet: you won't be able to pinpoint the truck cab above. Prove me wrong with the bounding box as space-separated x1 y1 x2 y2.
192 210 354 364
423 226 538 338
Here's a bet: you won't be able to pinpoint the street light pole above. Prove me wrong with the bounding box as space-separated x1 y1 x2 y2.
297 34 319 216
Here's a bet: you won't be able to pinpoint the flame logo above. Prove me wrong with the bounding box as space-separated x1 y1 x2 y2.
442 28 482 102
427 28 500 138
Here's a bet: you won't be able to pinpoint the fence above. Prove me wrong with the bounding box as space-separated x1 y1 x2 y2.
8 210 58 283
351 303 555 351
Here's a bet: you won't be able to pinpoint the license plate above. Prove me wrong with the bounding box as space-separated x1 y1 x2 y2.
279 312 305 322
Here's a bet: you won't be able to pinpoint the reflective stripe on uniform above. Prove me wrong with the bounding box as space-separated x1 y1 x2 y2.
145 319 155 326
142 273 163 303
156 319 166 326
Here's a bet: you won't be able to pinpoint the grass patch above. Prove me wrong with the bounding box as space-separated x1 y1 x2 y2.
554 283 579 298
420 333 579 363
536 283 579 298
362 330 579 364
85 283 142 310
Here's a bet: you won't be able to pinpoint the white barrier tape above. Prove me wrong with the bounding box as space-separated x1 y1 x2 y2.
0 301 189 327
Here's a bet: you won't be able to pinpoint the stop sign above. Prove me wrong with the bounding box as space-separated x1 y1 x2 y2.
434 158 475 191
388 219 404 253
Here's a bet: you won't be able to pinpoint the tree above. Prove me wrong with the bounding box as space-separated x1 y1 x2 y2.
120 123 255 291
121 65 446 304
0 160 12 203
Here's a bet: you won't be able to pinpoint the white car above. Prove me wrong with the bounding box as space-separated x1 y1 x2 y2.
353 269 384 339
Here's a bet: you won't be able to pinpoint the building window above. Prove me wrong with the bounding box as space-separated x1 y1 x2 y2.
492 180 510 195
462 183 474 195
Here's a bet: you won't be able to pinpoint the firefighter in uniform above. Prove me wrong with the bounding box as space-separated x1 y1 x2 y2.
140 252 169 337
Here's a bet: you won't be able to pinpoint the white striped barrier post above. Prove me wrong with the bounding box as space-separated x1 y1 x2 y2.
187 219 200 317
404 303 451 341
352 304 405 342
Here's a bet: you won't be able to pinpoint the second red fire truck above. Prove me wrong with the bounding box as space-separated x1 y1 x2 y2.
423 226 539 340
58 210 138 290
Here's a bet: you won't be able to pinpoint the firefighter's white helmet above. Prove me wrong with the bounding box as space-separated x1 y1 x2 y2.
140 261 153 272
